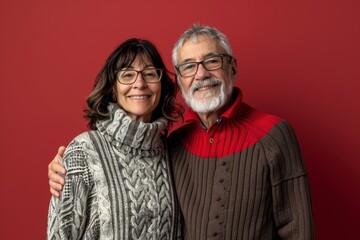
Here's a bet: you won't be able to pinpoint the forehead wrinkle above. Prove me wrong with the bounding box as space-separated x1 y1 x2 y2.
178 36 225 65
179 52 223 65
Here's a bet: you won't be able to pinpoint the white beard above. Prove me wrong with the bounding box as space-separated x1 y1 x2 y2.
180 77 233 113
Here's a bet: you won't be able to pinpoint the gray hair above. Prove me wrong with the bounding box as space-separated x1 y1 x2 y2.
171 24 233 67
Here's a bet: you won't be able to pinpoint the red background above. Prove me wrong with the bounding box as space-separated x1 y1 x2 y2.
1 0 359 239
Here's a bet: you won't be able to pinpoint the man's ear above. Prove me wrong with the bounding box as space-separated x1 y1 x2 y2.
230 58 238 76
175 74 182 86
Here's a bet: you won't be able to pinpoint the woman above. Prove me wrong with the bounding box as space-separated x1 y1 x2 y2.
47 39 183 240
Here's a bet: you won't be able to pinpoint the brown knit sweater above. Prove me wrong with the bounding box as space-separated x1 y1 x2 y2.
168 88 314 240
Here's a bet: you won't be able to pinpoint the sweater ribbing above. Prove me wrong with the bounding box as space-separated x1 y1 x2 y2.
47 103 180 240
168 88 314 240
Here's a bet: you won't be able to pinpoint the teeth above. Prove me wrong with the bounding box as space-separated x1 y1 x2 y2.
196 85 216 91
129 96 148 100
198 86 211 91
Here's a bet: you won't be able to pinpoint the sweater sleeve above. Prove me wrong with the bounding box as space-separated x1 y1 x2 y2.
264 120 314 239
47 139 96 240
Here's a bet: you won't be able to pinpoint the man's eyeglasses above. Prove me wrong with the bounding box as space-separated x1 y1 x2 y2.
115 68 163 85
175 54 232 78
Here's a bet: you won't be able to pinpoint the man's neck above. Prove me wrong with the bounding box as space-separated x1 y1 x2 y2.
196 94 234 130
197 111 222 130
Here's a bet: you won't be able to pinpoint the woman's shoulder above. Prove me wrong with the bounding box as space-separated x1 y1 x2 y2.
70 131 93 145
67 130 104 150
62 131 99 167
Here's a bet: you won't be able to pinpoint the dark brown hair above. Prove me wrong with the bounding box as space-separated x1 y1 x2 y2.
84 38 183 130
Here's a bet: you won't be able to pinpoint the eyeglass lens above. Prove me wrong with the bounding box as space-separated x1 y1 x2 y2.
178 55 225 77
117 68 162 84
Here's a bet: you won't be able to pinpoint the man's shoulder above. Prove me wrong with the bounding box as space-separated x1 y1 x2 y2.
233 103 283 134
168 122 194 144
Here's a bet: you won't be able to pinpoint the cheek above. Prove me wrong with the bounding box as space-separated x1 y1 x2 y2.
217 72 232 85
178 78 192 92
152 84 162 105
115 84 130 104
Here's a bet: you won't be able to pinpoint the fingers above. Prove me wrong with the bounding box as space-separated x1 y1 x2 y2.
49 146 67 175
48 167 65 198
48 166 65 184
49 174 65 190
48 160 66 175
57 146 65 159
50 186 60 198
48 163 65 198
48 146 67 198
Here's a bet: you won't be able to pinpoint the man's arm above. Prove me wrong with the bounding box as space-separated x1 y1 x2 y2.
266 121 314 239
48 146 66 198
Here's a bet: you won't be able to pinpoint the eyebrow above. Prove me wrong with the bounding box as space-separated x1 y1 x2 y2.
179 52 222 65
121 63 155 70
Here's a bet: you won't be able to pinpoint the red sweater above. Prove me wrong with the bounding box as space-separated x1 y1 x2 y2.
168 88 314 240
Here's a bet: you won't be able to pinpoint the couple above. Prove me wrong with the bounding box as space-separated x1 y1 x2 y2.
47 24 314 239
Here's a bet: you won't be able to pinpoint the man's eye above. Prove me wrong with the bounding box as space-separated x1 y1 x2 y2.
205 58 221 64
182 63 196 71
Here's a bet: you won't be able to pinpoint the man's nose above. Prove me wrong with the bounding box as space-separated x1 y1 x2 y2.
195 63 211 80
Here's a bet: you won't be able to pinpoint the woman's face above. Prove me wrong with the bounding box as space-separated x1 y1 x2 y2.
114 56 161 122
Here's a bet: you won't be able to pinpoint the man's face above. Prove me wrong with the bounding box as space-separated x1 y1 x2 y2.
176 35 237 113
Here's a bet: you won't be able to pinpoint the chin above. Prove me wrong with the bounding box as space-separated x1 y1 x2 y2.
187 95 223 113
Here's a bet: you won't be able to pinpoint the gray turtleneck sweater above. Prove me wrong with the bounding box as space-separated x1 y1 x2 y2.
47 103 180 240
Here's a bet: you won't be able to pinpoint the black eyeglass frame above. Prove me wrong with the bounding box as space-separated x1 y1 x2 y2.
114 68 163 85
175 54 233 78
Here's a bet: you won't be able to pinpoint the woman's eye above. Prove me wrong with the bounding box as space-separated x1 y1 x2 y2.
143 71 156 77
122 72 135 78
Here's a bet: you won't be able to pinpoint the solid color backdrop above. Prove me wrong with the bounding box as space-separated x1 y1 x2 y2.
0 0 359 239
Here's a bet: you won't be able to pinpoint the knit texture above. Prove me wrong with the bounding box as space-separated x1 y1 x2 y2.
47 103 180 240
168 88 314 240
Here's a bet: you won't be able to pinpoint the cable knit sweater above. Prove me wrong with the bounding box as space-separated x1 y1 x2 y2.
47 103 180 240
168 88 314 240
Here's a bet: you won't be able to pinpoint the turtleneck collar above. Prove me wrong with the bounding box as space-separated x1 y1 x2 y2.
96 103 168 151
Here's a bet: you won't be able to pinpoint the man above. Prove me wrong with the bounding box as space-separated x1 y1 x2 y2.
48 24 314 239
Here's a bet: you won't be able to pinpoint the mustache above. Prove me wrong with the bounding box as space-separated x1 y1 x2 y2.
189 78 223 94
